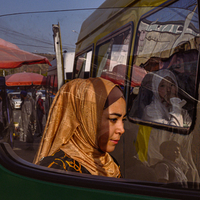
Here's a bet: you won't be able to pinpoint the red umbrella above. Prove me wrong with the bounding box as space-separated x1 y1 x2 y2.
0 38 51 69
5 72 47 86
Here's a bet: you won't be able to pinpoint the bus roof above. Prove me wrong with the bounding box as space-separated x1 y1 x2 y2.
77 0 168 44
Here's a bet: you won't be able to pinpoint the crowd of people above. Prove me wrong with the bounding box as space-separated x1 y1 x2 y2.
15 90 45 150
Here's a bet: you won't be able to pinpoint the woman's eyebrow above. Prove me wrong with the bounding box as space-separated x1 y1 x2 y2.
109 113 127 117
109 113 122 117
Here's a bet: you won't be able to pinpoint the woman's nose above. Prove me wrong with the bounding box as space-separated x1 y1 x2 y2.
117 121 125 135
167 85 171 92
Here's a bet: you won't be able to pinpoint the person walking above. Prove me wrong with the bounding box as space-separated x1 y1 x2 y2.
27 92 36 136
19 90 34 150
36 93 44 137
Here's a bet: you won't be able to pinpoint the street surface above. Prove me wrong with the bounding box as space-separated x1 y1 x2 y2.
12 109 46 163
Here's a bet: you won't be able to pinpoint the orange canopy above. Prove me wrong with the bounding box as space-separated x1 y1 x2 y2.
0 38 51 69
5 72 46 86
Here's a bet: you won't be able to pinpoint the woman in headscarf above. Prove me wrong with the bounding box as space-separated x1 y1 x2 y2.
34 77 126 178
130 70 198 183
142 69 191 127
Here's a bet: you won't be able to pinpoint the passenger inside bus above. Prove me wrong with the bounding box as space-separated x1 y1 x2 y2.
154 141 188 187
129 72 153 119
34 77 126 178
141 69 191 127
165 50 198 99
129 68 199 183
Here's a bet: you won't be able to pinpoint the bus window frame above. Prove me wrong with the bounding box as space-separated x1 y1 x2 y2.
93 22 134 84
127 0 199 135
73 45 94 79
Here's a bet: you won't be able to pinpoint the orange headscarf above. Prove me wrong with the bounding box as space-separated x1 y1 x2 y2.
34 77 122 177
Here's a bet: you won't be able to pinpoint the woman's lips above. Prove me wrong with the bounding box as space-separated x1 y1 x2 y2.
110 140 119 144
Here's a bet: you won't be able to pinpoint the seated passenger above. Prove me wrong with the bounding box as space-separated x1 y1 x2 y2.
142 69 191 127
129 72 153 119
155 141 188 187
34 77 126 178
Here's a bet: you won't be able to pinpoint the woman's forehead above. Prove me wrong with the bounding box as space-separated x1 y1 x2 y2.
159 76 174 83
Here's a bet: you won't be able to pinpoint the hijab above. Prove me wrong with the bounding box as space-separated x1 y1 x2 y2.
34 77 124 177
142 69 178 122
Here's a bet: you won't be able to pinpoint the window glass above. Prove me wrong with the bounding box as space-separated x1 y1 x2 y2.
129 0 199 129
78 50 92 78
75 53 86 78
95 28 131 88
124 0 200 189
74 50 92 79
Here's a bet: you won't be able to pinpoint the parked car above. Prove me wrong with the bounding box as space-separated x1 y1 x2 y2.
9 92 22 109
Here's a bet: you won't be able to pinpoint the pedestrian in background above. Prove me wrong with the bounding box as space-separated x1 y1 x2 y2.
27 92 36 136
19 90 34 150
36 93 44 137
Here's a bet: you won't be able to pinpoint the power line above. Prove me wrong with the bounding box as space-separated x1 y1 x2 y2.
0 4 196 18
0 8 98 18
0 25 75 50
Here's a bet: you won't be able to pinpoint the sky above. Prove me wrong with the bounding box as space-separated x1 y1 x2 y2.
0 0 105 53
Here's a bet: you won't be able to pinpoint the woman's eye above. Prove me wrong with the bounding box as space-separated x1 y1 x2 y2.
109 118 117 123
122 118 127 123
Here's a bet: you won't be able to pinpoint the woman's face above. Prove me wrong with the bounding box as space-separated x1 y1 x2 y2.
164 146 180 161
98 97 126 153
158 76 177 106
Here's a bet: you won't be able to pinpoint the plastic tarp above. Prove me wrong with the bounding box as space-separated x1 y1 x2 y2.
0 38 51 69
5 72 47 86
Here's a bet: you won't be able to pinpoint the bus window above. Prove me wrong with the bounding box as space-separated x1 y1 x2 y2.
95 27 132 88
74 50 92 79
129 0 199 130
125 0 200 187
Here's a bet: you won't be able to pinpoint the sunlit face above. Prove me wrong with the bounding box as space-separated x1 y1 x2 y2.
174 146 181 159
165 146 180 161
158 76 177 106
98 97 126 153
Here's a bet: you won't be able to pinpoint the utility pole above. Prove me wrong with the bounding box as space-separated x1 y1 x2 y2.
52 23 64 90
